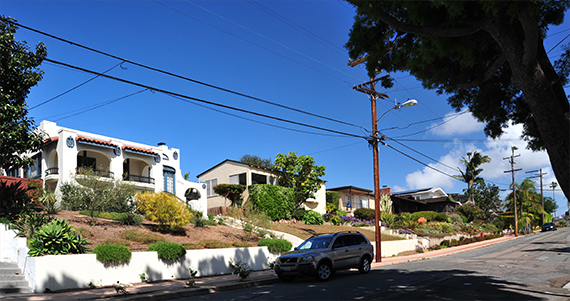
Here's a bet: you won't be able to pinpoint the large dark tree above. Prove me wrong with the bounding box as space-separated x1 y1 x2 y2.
0 16 46 171
345 1 570 201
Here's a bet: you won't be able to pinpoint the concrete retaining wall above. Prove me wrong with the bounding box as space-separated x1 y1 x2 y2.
25 247 276 293
1 224 276 293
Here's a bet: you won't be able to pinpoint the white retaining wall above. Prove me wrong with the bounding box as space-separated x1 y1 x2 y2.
25 247 276 292
376 238 429 257
1 224 276 293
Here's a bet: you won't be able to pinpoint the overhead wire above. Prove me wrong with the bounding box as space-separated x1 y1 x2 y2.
151 1 360 86
47 89 148 121
7 19 365 130
180 0 363 82
248 0 347 58
11 49 368 139
29 61 124 110
165 94 349 138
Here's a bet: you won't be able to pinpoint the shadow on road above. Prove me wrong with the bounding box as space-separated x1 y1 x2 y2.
266 268 565 300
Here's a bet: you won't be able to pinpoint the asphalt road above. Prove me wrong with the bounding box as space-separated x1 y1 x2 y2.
173 228 570 300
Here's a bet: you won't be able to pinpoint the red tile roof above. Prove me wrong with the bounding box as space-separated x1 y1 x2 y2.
76 135 117 147
122 145 158 156
43 136 59 144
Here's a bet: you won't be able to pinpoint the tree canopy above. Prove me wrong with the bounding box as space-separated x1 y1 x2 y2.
345 0 570 201
0 16 46 171
274 152 326 209
239 154 273 169
454 151 491 201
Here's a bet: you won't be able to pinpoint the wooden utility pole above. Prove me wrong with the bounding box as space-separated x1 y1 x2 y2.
527 168 547 224
349 58 389 263
504 147 521 236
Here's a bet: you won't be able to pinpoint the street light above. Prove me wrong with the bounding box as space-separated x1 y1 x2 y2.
372 98 417 263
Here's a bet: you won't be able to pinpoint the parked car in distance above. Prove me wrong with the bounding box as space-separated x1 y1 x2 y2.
274 231 374 282
542 222 557 232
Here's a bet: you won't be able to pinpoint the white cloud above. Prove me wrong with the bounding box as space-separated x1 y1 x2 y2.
403 122 552 194
429 110 485 136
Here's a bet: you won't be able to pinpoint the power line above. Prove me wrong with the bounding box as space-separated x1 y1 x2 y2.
47 89 148 121
389 138 457 172
179 0 361 81
29 62 124 110
378 110 470 131
248 0 347 57
390 109 468 138
383 142 460 181
7 19 365 130
21 51 367 139
164 94 349 138
151 1 359 85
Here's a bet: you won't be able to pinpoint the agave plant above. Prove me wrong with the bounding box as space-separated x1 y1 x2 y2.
28 218 90 256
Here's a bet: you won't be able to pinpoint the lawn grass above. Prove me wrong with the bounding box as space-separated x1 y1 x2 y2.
270 223 404 242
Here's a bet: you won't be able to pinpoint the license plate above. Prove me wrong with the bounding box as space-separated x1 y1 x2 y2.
284 267 292 272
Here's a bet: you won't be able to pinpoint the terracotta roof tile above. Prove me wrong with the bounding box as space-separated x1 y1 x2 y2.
76 135 117 147
122 145 158 156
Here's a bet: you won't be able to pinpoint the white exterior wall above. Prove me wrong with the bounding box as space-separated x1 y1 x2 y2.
34 121 207 216
302 182 326 214
198 161 278 209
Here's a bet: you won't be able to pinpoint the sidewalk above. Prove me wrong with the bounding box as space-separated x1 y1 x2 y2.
0 235 519 301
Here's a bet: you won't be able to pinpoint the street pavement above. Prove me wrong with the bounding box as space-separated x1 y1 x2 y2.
0 234 542 300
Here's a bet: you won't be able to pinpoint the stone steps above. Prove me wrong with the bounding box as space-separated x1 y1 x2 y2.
0 262 32 294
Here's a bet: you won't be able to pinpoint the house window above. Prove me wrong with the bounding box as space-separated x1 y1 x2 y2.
23 154 42 179
251 173 268 184
345 194 351 210
163 166 175 194
205 179 217 197
229 173 246 185
361 196 369 208
269 176 276 185
7 168 19 178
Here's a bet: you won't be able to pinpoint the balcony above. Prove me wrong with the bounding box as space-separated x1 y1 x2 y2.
45 167 59 176
123 174 155 184
76 167 114 178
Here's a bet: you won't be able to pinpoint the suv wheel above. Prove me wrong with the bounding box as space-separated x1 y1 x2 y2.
315 262 332 281
359 256 371 274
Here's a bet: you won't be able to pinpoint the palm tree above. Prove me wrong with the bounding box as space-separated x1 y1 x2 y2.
454 151 491 202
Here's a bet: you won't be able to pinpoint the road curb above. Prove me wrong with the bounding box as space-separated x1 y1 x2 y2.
105 277 280 301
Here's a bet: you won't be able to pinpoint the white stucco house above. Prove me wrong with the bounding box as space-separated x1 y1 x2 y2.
2 120 207 215
197 159 326 214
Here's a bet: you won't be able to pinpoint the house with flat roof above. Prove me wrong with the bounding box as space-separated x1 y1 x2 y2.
2 120 207 214
391 187 457 213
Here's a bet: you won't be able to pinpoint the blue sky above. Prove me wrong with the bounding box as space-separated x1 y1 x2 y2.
2 1 569 215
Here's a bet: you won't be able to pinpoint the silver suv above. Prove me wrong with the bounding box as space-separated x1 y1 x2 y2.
274 231 373 281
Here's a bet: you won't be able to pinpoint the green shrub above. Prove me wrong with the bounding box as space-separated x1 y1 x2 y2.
120 230 165 244
0 180 34 222
213 184 246 207
147 242 187 260
440 240 450 247
450 239 459 247
448 213 462 223
93 244 132 263
292 208 307 221
434 213 450 222
14 213 52 240
28 218 89 256
326 191 340 211
411 211 437 222
460 215 468 223
257 238 292 253
330 215 342 226
302 210 323 225
229 258 252 280
457 204 484 223
354 208 375 221
557 220 568 227
381 212 396 228
248 185 295 221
